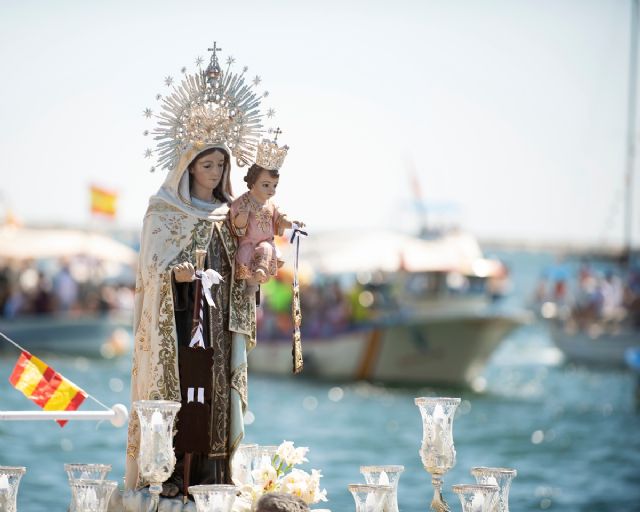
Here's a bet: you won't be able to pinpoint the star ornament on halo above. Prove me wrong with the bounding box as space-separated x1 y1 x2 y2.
143 108 153 118
195 56 204 67
164 76 174 87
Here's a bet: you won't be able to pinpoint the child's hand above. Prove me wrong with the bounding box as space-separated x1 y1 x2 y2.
173 262 195 283
292 220 305 228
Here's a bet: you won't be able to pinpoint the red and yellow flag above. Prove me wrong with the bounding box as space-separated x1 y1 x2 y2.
90 185 117 218
8 351 87 427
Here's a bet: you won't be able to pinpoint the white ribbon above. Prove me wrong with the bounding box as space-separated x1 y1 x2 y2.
187 387 205 404
195 268 223 308
190 328 205 348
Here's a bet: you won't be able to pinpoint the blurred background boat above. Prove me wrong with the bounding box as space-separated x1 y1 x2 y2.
534 251 640 369
0 225 135 358
250 229 530 387
532 0 640 370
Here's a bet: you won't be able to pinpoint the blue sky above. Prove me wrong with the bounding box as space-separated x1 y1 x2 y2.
0 0 637 247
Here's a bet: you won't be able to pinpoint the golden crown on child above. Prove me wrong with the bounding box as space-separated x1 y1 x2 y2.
256 138 289 170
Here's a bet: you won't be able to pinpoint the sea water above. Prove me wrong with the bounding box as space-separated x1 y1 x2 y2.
0 251 639 511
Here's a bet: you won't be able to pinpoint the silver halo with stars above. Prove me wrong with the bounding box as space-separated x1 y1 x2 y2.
143 43 280 171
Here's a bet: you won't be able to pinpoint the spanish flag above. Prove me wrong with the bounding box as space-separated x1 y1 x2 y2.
8 351 87 427
90 185 117 218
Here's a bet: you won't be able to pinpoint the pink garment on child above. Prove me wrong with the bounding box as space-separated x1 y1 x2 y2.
230 192 284 280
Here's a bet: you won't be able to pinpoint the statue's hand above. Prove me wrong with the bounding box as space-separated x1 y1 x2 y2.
173 262 195 283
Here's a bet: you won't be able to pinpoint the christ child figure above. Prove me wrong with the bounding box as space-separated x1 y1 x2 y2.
230 140 303 293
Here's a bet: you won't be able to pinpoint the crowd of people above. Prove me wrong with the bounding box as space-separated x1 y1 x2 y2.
257 269 504 340
0 255 509 339
0 258 134 318
535 261 640 330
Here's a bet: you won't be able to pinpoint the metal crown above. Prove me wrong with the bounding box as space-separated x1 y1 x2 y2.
255 138 289 171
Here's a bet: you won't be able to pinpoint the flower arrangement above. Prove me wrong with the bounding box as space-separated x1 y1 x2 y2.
232 441 328 511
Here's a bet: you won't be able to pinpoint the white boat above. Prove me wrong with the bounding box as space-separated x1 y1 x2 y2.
545 319 639 369
250 311 524 387
249 229 529 387
540 0 640 370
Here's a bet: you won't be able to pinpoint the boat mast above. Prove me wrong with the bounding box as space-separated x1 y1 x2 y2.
625 0 639 261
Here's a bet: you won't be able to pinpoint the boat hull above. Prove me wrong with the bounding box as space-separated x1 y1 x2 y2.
0 313 132 358
549 323 640 369
249 313 523 387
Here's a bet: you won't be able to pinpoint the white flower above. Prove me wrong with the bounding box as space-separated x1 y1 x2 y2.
276 441 295 463
232 484 264 512
280 469 310 500
251 464 278 492
231 493 253 512
276 440 309 466
301 469 328 504
239 440 329 508
289 446 309 465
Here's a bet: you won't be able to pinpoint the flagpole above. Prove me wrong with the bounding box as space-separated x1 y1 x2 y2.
0 331 112 411
0 404 128 427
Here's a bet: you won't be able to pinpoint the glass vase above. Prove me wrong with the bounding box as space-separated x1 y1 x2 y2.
133 400 181 509
348 483 392 512
0 466 26 512
231 443 258 485
64 464 112 481
451 484 499 512
188 484 237 512
252 445 278 471
360 465 404 512
65 464 112 512
471 467 517 512
415 397 461 512
70 479 117 512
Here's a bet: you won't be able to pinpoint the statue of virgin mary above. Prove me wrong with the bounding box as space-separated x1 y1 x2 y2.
125 141 256 495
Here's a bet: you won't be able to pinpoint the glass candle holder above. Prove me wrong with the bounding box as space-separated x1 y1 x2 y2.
188 484 237 512
0 466 26 512
471 467 517 512
415 397 461 512
360 465 404 512
70 479 117 512
231 444 258 486
65 464 112 512
252 445 278 471
348 483 392 512
133 400 181 510
64 464 112 481
451 484 499 512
